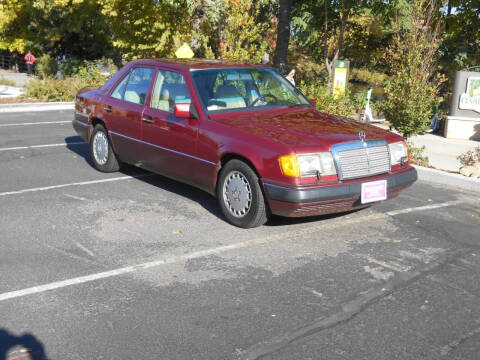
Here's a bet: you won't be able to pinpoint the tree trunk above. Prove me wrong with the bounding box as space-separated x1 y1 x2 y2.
325 1 348 93
273 0 293 73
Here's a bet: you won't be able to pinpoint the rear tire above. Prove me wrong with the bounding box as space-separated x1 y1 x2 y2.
217 159 269 228
90 124 120 172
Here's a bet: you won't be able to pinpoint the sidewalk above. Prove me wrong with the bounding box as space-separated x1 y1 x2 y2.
0 69 32 87
374 123 479 172
408 132 479 172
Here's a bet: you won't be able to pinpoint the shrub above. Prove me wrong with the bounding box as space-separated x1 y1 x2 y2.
457 147 480 166
407 142 429 167
23 60 116 102
24 77 83 102
36 54 58 78
350 68 388 86
0 76 16 87
381 0 445 138
297 79 357 118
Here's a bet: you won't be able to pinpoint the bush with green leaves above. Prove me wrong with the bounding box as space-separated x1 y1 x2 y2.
24 60 116 102
407 142 429 166
381 0 444 138
36 54 58 78
0 76 16 87
297 80 357 117
350 68 388 86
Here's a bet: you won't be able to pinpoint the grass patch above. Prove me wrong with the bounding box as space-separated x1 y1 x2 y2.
0 76 16 87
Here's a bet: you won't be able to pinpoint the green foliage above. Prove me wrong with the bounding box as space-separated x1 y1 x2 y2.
297 79 357 118
24 60 116 101
100 0 190 60
0 76 16 87
218 0 269 62
288 50 328 83
381 0 444 138
187 0 274 61
0 0 115 59
350 68 388 86
36 54 58 78
24 77 81 102
407 142 430 166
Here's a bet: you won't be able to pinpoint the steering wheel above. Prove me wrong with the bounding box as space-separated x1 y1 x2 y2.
250 93 278 107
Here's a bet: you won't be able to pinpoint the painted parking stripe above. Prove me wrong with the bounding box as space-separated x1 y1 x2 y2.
0 120 71 127
0 200 461 302
386 201 460 216
0 142 85 151
0 174 151 197
0 242 258 302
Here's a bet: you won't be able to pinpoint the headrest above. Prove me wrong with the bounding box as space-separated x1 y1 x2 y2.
215 85 242 99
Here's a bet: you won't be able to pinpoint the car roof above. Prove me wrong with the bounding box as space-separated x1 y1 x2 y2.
130 58 270 70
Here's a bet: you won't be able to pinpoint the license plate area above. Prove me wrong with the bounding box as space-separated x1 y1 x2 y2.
361 180 387 204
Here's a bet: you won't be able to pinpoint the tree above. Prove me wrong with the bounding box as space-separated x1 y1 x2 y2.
273 0 293 72
99 0 191 60
382 0 445 137
0 0 114 59
291 0 368 90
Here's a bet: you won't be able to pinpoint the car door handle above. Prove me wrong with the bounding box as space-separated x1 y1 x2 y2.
104 106 113 112
142 117 154 124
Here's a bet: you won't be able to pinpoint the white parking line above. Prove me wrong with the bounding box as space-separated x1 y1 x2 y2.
0 174 151 197
0 237 280 302
0 200 462 302
386 201 460 216
0 120 71 127
0 142 85 151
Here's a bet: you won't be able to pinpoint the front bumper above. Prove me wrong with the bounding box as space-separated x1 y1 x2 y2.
263 166 417 217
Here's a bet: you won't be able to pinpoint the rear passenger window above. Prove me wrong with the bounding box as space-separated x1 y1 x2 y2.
111 73 130 100
111 67 155 105
150 70 190 113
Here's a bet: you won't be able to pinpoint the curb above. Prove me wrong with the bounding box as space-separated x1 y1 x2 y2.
414 165 480 193
0 102 74 113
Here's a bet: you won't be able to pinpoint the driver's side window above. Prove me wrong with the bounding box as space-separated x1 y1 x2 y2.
150 70 190 113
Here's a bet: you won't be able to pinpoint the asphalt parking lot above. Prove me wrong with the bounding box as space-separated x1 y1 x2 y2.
1 109 480 360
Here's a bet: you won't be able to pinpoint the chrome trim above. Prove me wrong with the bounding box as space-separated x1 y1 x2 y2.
331 139 391 180
109 130 216 166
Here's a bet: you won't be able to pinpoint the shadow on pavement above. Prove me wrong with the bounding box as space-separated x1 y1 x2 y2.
267 207 367 226
64 135 223 220
64 135 363 227
0 328 48 360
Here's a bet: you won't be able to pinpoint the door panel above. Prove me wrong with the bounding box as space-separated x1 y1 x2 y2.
141 69 199 184
141 108 199 184
106 98 143 164
103 67 155 164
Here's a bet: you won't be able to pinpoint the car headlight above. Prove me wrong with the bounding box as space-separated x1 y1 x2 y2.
280 153 337 178
389 141 409 166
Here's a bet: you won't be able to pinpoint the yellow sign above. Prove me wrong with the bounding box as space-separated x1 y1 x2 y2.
175 43 194 59
333 60 350 96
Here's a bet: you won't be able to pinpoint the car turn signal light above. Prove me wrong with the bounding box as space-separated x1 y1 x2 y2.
280 155 301 177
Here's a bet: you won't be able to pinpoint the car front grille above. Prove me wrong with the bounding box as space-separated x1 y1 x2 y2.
332 140 391 180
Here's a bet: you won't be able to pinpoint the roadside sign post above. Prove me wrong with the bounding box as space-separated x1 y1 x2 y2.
333 60 350 96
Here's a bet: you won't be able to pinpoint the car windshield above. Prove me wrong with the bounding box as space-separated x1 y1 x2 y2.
190 68 310 113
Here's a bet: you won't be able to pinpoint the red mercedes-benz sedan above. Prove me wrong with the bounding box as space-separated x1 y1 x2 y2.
73 59 417 228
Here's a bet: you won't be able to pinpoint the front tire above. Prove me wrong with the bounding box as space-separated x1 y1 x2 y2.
217 160 269 228
90 124 120 172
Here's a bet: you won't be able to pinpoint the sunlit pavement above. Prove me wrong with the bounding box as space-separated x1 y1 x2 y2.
1 109 479 360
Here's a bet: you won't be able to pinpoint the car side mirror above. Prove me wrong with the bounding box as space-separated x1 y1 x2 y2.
174 103 199 120
309 98 317 107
